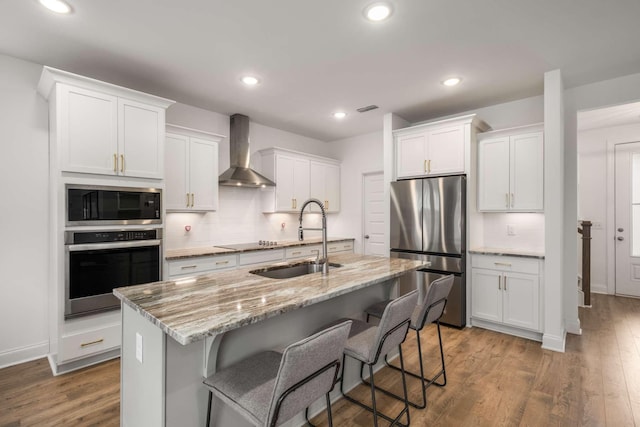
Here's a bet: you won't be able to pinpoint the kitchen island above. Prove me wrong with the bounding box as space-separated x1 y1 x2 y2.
114 253 427 427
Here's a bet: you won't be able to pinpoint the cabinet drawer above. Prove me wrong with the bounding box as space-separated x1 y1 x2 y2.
239 249 284 266
328 241 354 253
60 323 120 362
168 254 237 277
472 255 539 274
286 245 322 259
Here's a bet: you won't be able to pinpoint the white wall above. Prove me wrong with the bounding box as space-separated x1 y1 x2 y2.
0 54 50 367
326 131 383 253
578 123 640 294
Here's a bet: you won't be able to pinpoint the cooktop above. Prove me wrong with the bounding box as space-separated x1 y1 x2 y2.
215 240 279 251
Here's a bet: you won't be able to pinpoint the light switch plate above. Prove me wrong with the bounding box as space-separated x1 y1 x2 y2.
136 332 143 363
507 225 516 236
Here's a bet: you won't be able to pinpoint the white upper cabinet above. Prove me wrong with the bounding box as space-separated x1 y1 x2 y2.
165 125 224 212
394 114 488 179
260 148 340 213
477 124 544 212
309 160 340 212
38 66 174 179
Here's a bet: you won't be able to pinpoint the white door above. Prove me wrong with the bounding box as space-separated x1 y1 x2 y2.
362 172 386 256
396 132 427 178
471 268 502 323
615 141 640 297
189 137 218 211
510 132 544 211
165 133 189 210
118 98 164 179
502 272 539 331
477 137 510 211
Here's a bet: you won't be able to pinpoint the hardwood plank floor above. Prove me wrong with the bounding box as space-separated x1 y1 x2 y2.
1 293 639 426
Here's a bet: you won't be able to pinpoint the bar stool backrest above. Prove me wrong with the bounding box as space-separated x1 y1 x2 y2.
266 320 352 426
413 274 454 330
371 290 418 364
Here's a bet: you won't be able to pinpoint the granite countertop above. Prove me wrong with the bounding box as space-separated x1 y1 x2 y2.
114 253 426 345
469 247 545 259
165 237 355 260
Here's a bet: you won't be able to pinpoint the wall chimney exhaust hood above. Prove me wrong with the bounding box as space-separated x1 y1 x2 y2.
219 114 276 188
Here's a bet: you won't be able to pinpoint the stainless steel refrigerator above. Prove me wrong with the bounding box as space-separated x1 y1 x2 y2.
390 175 466 327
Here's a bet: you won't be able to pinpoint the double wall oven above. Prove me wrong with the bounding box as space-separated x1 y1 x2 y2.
64 185 163 319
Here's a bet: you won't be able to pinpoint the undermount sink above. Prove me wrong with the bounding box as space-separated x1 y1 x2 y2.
250 261 342 279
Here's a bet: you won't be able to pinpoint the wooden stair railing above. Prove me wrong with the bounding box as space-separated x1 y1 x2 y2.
578 220 592 306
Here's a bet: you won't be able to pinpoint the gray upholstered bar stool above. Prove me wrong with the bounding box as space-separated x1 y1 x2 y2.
329 289 418 427
364 274 454 409
203 320 352 427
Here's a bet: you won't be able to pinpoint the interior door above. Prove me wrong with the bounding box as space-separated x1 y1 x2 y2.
363 172 386 256
615 141 640 297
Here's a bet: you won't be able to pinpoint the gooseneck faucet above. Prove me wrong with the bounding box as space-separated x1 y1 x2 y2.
298 198 329 275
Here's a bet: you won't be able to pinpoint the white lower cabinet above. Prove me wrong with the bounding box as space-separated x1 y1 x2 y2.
471 254 542 336
168 254 237 279
59 323 121 363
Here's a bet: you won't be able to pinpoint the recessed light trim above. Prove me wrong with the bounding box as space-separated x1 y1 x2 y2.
241 75 260 86
332 112 347 119
364 2 392 22
39 0 72 14
442 77 462 87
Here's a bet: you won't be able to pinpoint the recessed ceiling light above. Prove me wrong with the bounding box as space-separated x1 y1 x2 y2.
364 2 393 21
241 75 260 86
39 0 72 14
442 77 462 87
332 112 347 119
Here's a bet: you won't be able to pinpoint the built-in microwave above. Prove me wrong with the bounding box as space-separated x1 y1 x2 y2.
66 185 161 226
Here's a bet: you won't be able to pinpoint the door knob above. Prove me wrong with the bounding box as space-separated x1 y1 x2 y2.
618 227 624 232
617 236 624 241
364 235 370 239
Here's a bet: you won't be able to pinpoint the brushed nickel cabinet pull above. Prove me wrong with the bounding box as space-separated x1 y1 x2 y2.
81 338 104 348
494 262 512 267
120 154 125 173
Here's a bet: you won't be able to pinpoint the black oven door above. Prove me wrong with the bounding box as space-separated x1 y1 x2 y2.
66 240 161 318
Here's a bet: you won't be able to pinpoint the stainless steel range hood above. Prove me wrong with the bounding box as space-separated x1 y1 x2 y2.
219 114 276 187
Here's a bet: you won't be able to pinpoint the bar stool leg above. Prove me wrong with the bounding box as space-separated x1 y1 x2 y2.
326 393 333 427
205 390 212 427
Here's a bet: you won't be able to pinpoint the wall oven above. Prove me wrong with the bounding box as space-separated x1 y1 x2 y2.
67 185 161 226
65 229 162 319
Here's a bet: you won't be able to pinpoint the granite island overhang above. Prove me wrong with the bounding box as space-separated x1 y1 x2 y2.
113 253 428 427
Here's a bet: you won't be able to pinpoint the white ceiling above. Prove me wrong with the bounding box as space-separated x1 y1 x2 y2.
2 0 640 141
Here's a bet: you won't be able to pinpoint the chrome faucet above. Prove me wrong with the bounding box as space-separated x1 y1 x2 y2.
298 198 328 275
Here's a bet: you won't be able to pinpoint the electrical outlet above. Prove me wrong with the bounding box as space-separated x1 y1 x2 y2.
507 225 516 236
136 332 143 363
592 222 603 230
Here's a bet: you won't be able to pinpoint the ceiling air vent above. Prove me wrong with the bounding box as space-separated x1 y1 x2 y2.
356 105 379 113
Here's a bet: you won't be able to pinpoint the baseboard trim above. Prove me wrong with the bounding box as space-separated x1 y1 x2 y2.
590 282 608 294
470 318 543 342
49 348 120 376
565 318 582 335
542 330 566 352
0 341 49 369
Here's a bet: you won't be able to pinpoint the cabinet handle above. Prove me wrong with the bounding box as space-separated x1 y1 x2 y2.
186 193 190 207
428 159 431 174
511 193 514 208
424 159 427 173
494 262 512 267
216 260 229 265
498 275 501 290
191 193 195 207
294 198 297 210
504 276 508 290
120 154 125 173
81 338 104 348
343 245 350 249
181 265 197 269
292 251 301 255
329 246 337 250
113 154 118 172
325 200 329 210
505 193 509 208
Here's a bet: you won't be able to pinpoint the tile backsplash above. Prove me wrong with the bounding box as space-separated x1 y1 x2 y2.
165 186 324 249
481 212 545 251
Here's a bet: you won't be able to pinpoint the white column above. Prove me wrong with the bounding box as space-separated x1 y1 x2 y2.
542 69 568 351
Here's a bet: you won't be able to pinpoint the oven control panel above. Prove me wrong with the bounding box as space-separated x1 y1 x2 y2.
66 229 161 244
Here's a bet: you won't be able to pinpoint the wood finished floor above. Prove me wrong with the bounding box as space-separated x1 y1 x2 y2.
1 293 639 426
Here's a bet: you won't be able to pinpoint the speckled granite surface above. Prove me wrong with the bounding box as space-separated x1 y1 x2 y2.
165 237 355 260
469 247 545 259
114 253 426 345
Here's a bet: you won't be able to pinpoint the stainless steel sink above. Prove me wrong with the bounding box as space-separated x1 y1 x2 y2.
250 261 342 279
